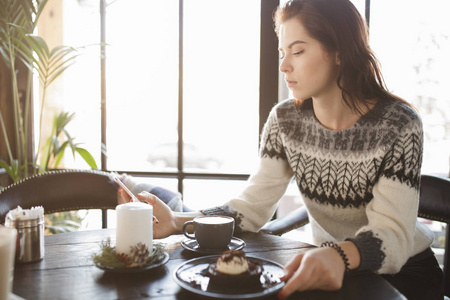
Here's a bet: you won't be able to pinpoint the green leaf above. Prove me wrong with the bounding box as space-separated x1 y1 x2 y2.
39 133 53 169
51 135 60 153
0 0 81 181
75 147 98 170
56 112 75 136
23 34 79 88
46 62 77 87
53 143 68 168
0 159 20 182
61 130 76 156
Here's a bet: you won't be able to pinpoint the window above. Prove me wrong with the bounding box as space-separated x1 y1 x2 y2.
370 0 450 175
370 0 450 266
38 0 276 215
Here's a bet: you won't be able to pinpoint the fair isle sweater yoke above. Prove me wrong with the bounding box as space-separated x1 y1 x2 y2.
202 98 433 274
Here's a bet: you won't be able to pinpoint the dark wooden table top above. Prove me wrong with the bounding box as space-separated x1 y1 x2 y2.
12 229 406 300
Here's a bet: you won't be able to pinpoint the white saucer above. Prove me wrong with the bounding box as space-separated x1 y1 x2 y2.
181 237 246 254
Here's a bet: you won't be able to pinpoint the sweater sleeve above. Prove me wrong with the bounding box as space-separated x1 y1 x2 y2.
201 108 294 233
347 116 430 274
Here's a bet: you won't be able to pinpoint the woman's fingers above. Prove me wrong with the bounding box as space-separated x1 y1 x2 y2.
137 191 157 205
278 248 346 299
117 189 131 204
136 191 177 239
280 253 303 281
279 255 315 299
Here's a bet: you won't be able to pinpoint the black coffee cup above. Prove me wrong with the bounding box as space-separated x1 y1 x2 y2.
182 215 235 249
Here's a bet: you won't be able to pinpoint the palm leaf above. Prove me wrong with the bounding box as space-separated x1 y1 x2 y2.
1 0 96 183
0 110 13 161
0 159 20 182
55 112 75 136
39 136 52 170
52 141 69 169
22 34 79 88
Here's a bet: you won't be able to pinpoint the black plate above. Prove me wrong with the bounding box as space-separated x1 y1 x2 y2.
173 255 285 299
181 237 246 254
94 249 169 274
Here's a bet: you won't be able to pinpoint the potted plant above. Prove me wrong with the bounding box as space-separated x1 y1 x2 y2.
0 0 97 188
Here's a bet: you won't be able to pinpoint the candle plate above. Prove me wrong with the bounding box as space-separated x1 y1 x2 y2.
94 246 169 274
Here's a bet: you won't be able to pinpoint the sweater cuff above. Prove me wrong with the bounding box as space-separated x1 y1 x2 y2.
200 205 244 234
346 230 386 272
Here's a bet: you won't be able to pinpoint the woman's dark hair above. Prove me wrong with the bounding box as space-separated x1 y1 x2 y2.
274 0 409 114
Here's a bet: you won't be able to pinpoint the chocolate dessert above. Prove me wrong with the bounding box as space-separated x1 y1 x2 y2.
206 250 263 290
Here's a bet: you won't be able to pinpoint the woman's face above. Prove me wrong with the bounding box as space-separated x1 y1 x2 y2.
278 17 340 101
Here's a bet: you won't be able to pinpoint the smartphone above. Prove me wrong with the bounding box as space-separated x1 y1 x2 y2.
113 176 138 202
114 175 158 223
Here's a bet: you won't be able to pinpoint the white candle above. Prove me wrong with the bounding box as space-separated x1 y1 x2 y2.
0 225 17 300
115 202 153 256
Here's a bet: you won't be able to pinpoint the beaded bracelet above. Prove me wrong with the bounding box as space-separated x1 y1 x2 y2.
320 241 350 272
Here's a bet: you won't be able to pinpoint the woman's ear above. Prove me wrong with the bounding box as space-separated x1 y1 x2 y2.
335 52 340 65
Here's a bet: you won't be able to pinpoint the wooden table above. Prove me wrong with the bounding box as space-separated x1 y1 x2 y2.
12 229 406 300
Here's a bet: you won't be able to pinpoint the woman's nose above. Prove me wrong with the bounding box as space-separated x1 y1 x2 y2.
279 57 291 73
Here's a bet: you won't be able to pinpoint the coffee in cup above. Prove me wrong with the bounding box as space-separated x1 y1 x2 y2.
182 215 234 249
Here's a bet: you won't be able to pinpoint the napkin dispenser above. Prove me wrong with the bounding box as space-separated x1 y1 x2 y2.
5 206 45 263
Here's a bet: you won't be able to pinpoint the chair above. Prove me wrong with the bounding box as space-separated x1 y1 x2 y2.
0 170 118 226
261 174 450 297
0 169 189 227
419 174 450 297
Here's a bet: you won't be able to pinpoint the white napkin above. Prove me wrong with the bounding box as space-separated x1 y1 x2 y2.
6 206 44 221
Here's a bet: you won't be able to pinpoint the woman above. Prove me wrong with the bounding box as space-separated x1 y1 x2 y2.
119 0 443 299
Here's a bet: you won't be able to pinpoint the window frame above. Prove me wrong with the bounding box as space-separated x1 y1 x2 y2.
96 0 371 196
98 0 281 194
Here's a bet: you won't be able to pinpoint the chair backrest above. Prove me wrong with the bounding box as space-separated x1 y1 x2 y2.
418 174 450 297
0 170 118 225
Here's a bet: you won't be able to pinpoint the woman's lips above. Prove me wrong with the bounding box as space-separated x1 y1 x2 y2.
285 79 297 88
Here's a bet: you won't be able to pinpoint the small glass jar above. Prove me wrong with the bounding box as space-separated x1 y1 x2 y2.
5 215 45 263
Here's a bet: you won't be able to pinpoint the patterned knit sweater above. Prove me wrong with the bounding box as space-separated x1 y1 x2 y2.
202 98 434 274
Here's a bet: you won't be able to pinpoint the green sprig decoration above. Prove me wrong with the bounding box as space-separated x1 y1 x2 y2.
92 238 166 269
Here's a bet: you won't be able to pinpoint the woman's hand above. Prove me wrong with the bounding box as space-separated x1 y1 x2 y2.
118 189 179 239
278 247 347 299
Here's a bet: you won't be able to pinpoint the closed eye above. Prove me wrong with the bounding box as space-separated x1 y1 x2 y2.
278 49 304 59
